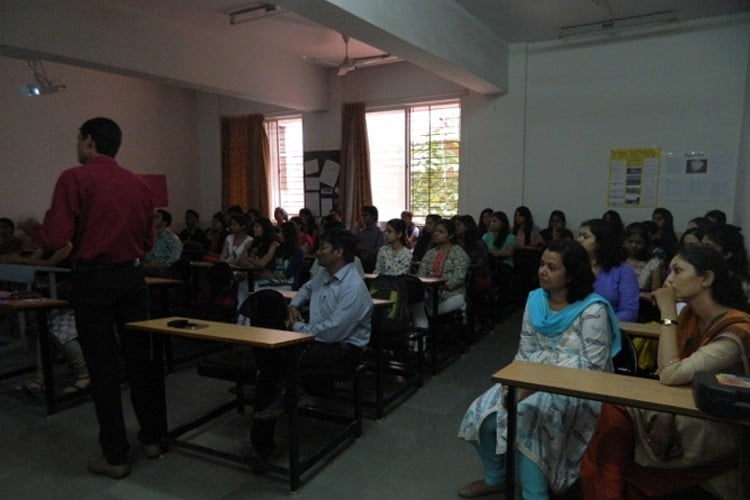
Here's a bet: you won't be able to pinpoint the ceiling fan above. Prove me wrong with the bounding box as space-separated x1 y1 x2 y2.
308 33 395 76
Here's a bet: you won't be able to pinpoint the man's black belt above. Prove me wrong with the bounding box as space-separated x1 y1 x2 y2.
72 259 141 272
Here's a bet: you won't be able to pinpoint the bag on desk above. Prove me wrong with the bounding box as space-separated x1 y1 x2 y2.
693 371 750 419
369 275 410 335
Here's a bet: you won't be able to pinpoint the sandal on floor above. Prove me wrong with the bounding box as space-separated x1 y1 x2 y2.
63 377 91 394
16 380 44 395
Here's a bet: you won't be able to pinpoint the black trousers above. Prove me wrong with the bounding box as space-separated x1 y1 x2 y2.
251 341 362 452
72 265 166 464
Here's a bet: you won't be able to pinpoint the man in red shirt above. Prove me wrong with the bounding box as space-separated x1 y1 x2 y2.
21 117 165 479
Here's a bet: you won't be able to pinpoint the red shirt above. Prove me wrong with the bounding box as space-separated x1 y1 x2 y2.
33 155 155 263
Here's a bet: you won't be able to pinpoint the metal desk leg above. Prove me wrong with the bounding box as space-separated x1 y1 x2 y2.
284 348 301 492
151 332 168 438
375 323 384 419
35 310 57 415
504 385 516 500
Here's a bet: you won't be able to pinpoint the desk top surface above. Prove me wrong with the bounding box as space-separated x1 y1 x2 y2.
620 321 660 339
493 360 737 422
145 277 186 287
0 297 69 311
363 273 445 286
277 289 393 308
127 316 313 348
189 261 255 272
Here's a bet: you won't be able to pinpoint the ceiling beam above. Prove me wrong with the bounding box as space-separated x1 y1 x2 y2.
275 0 509 95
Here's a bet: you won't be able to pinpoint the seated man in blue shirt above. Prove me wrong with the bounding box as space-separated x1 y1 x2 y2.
248 229 373 460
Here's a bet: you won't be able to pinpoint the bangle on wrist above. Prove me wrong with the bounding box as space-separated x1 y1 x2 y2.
656 357 681 373
660 318 677 326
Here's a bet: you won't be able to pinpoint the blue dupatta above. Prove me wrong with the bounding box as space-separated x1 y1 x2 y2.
526 288 622 357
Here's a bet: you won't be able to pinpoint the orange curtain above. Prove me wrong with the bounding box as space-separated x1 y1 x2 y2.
340 102 372 229
221 114 271 215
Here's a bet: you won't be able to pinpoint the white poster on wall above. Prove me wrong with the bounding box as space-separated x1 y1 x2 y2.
660 152 732 201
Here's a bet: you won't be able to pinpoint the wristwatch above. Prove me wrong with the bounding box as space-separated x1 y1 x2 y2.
660 318 677 326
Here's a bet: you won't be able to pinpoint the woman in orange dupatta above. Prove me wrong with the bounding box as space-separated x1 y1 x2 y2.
580 245 750 500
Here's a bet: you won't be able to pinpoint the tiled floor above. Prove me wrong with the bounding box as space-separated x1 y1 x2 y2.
0 314 522 499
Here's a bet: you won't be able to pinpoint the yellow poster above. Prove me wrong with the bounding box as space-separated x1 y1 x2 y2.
607 148 660 207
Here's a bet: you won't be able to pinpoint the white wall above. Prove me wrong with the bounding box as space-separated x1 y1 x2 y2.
0 56 200 228
734 41 750 230
523 24 750 231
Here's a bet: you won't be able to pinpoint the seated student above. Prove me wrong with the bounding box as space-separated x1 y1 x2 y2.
220 214 253 265
483 211 516 286
253 222 303 290
539 210 574 243
580 246 750 500
401 210 420 249
477 208 494 236
679 226 704 247
273 207 288 228
206 211 229 256
578 219 639 322
374 218 412 276
4 242 90 394
702 223 750 297
246 229 373 460
455 215 492 293
415 219 470 326
457 239 620 498
412 213 440 262
143 209 182 273
290 216 314 255
235 217 279 308
297 208 319 251
355 205 384 273
178 209 210 250
705 209 727 225
307 222 365 280
602 209 626 238
652 207 679 264
512 206 543 248
623 222 663 301
0 218 24 256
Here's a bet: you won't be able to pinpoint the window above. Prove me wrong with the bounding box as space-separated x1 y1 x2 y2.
265 116 304 214
367 100 461 223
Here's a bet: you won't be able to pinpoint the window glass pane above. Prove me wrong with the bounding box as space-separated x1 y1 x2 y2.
367 109 406 223
410 102 461 219
266 116 304 215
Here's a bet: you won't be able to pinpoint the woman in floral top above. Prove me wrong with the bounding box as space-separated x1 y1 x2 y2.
418 219 470 317
374 218 412 276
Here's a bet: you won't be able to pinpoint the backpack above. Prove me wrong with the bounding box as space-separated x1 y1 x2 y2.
368 275 410 335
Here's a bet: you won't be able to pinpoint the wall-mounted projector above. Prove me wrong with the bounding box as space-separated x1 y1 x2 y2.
18 59 65 97
19 81 66 96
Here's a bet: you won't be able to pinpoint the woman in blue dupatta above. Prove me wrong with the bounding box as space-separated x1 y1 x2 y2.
457 238 621 498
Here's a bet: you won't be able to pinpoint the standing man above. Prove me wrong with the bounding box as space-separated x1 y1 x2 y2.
22 117 165 479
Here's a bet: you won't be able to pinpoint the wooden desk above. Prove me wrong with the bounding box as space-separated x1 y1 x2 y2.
0 264 70 299
620 321 660 339
277 288 394 309
0 298 70 414
127 316 360 492
492 361 749 499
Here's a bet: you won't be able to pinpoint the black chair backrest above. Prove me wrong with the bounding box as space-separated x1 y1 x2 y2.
613 332 638 377
400 273 425 305
238 289 288 329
